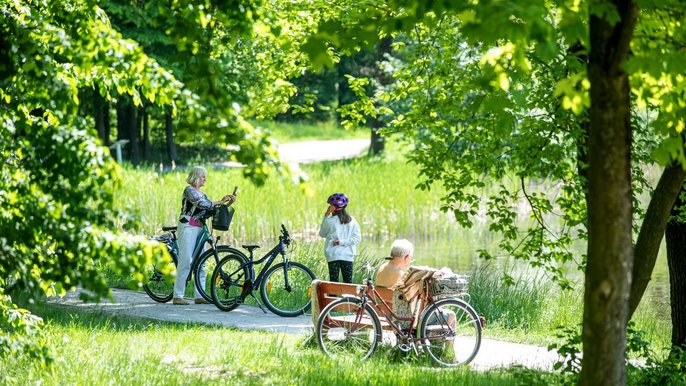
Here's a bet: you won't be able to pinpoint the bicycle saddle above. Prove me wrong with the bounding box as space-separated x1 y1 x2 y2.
162 226 177 232
242 244 260 253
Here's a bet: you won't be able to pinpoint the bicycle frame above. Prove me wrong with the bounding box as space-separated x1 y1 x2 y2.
168 224 228 284
243 235 289 290
362 281 414 333
352 279 452 352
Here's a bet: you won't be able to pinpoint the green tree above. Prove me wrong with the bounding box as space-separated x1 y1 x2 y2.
0 0 293 361
303 0 686 384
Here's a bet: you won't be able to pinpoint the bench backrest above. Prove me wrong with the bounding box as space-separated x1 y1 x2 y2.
310 280 394 325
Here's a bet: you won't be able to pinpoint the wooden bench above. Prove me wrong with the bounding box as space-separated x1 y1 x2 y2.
310 279 396 329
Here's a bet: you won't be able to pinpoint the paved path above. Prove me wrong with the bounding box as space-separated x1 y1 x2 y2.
49 288 562 371
278 139 369 164
215 139 369 168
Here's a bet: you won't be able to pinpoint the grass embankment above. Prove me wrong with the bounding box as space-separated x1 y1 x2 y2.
2 304 562 386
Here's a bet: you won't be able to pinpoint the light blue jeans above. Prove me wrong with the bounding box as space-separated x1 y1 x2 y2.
173 223 206 298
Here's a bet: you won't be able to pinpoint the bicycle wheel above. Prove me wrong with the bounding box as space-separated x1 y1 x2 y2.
210 253 250 312
259 261 316 317
142 259 175 303
316 297 381 361
418 298 482 366
194 246 247 302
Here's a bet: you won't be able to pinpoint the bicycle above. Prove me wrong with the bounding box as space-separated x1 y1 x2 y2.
315 264 483 366
210 224 316 317
143 223 247 303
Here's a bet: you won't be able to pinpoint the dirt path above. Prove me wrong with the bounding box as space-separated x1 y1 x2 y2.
50 288 562 371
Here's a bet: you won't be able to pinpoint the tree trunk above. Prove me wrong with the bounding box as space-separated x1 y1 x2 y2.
665 185 686 349
369 126 385 155
368 36 393 156
141 106 151 161
103 100 110 147
629 164 686 318
115 98 138 162
128 102 140 163
580 2 638 386
94 85 110 147
336 56 352 126
164 107 177 164
116 99 126 142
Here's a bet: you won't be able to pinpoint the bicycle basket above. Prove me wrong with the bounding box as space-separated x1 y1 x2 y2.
212 205 234 231
429 274 468 298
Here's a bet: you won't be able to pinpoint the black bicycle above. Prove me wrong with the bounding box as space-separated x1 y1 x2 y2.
210 224 316 317
143 223 247 303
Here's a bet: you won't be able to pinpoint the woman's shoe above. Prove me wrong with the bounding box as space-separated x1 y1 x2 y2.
194 298 211 304
173 297 189 305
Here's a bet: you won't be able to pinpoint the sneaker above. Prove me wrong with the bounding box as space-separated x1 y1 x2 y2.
194 298 211 304
173 297 189 305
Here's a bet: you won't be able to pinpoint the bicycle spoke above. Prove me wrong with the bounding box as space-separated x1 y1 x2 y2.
195 246 247 303
316 298 381 361
260 262 315 317
419 298 481 366
143 262 174 303
210 253 249 312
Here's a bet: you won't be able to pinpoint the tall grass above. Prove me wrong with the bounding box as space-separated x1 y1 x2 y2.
115 157 479 252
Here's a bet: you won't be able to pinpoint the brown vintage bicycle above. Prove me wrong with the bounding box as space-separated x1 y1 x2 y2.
315 265 483 366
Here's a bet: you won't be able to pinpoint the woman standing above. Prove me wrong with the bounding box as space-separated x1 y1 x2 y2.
318 193 361 283
174 166 236 305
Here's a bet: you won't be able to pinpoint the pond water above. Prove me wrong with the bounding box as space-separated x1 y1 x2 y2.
357 230 671 314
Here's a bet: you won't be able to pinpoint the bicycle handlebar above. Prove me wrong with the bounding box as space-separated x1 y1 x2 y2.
280 224 291 245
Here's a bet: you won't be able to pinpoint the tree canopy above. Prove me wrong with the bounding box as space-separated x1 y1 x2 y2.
0 0 303 360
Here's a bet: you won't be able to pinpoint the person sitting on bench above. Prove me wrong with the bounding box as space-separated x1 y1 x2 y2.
376 239 456 330
375 239 414 288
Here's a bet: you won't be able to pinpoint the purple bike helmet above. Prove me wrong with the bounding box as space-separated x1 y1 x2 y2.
327 193 349 209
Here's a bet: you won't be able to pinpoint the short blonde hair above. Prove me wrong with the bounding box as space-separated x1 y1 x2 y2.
186 166 207 186
390 239 414 259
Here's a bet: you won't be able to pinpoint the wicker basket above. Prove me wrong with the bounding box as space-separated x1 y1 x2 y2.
429 274 468 298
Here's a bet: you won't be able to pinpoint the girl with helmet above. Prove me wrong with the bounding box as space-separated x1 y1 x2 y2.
318 193 361 283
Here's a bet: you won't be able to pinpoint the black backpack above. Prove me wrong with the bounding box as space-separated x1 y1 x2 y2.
212 205 234 231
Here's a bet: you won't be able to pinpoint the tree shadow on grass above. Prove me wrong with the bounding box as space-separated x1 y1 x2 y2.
24 300 244 333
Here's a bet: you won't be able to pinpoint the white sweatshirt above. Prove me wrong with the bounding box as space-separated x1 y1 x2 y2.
318 214 362 263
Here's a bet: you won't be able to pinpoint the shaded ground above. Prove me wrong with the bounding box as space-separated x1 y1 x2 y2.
50 288 563 371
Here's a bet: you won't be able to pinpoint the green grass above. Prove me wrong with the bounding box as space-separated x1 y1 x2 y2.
252 120 368 143
3 303 569 386
115 156 487 251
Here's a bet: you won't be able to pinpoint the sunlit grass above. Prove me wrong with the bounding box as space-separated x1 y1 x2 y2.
114 156 474 251
3 305 566 386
